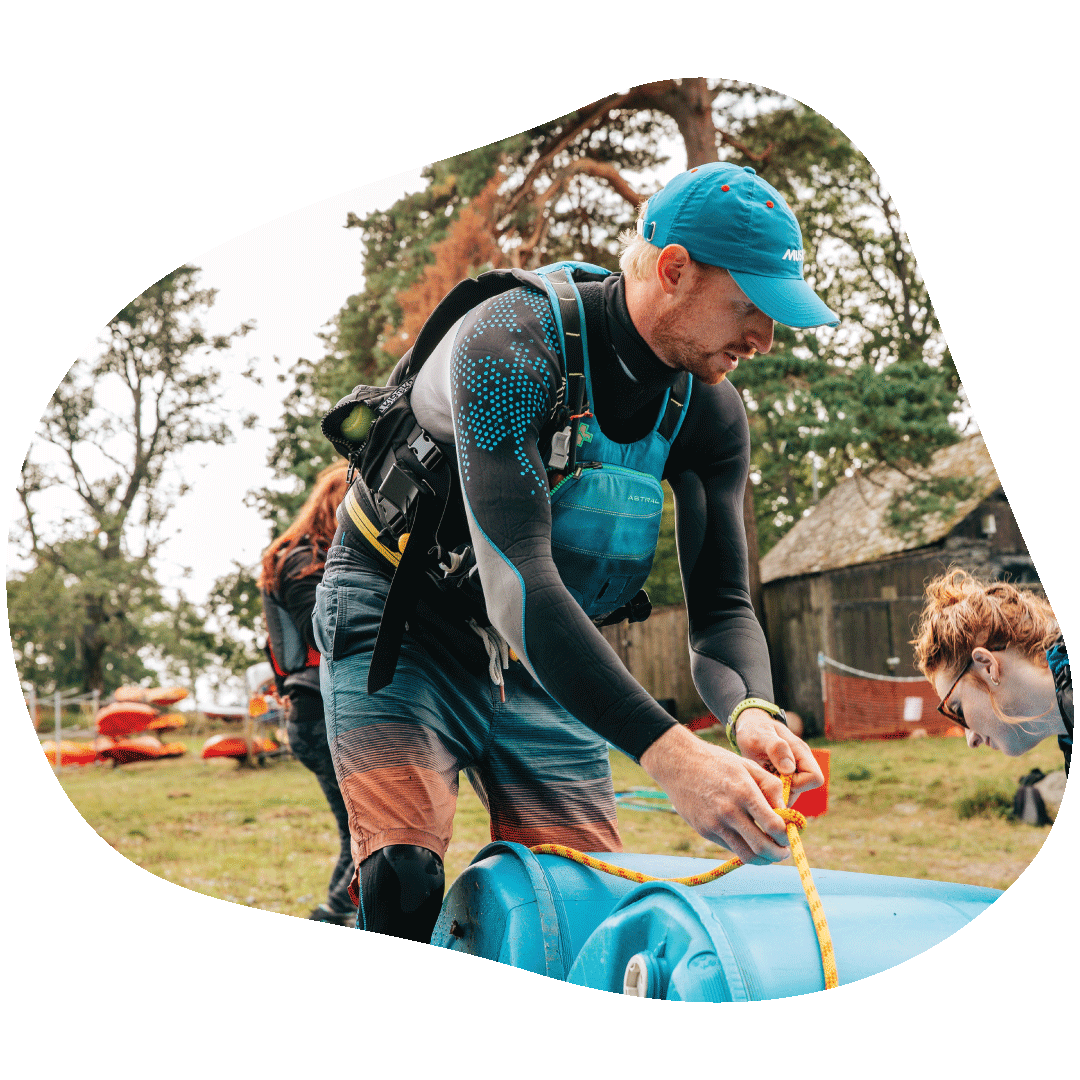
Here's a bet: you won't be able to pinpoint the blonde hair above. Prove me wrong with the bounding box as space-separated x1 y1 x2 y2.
617 201 729 286
912 568 1059 722
617 225 661 282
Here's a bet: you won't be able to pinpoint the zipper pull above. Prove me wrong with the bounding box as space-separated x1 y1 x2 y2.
572 461 603 479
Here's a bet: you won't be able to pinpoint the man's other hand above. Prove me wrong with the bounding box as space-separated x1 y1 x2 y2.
734 710 824 800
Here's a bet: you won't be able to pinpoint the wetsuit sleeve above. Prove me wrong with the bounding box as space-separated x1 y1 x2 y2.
450 287 678 760
665 378 775 721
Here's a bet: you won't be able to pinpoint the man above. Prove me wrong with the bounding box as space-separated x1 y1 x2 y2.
314 161 837 942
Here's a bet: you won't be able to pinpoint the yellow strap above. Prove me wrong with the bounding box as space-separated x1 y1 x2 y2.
531 774 839 990
343 488 401 567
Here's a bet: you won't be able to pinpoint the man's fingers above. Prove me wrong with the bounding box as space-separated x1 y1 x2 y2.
716 813 790 865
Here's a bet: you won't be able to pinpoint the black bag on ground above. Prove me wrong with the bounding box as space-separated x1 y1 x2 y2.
1013 768 1050 826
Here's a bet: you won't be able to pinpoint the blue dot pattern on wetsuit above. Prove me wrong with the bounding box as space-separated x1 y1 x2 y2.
453 287 559 496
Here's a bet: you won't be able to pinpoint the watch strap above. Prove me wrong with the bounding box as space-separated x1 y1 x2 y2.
726 697 787 750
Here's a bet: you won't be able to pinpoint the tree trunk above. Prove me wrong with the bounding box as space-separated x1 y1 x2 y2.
635 78 766 621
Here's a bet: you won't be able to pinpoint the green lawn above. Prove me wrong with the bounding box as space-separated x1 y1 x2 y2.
50 726 1066 920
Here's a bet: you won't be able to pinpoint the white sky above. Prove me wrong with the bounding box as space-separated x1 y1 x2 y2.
10 166 429 605
158 166 429 603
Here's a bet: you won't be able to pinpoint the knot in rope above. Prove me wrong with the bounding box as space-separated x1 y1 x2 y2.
776 806 807 830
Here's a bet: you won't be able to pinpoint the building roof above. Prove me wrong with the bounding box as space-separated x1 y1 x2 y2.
759 434 1001 584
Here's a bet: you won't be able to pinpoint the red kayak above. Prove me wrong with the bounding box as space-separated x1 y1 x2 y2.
97 735 187 764
42 740 99 767
96 702 160 736
201 735 278 760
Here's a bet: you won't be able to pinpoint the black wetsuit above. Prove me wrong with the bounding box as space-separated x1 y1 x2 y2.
355 273 775 761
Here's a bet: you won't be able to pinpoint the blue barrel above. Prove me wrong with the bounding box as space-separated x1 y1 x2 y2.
432 843 1001 999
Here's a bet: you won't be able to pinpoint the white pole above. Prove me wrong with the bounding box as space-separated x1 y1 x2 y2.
54 691 62 775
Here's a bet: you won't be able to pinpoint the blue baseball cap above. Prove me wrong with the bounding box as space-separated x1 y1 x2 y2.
639 161 839 328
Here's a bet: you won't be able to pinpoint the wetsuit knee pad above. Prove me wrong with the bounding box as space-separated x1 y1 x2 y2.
358 845 445 943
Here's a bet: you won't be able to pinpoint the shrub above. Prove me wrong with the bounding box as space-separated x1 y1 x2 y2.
956 784 1014 821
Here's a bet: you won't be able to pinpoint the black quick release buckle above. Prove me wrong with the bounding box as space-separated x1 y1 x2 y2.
595 589 652 628
374 427 444 534
408 429 443 471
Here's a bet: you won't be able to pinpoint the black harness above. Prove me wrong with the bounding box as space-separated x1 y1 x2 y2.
321 263 675 692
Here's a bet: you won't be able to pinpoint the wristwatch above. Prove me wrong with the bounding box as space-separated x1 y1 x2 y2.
726 697 787 751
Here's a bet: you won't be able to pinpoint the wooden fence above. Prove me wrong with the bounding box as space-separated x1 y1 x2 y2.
600 603 709 724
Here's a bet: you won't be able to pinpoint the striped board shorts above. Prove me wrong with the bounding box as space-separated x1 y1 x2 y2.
313 544 622 892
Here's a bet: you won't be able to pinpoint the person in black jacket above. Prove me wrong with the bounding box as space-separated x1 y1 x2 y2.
260 461 357 924
317 163 832 943
914 569 1072 776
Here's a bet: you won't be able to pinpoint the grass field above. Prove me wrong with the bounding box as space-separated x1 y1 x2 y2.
50 725 1066 921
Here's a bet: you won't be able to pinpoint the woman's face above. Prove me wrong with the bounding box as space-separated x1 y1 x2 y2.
932 651 1057 756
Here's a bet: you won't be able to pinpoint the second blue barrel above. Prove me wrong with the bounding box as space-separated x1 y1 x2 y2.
431 842 1000 999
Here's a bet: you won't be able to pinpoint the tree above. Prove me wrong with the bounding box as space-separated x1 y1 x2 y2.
263 79 964 608
10 265 256 694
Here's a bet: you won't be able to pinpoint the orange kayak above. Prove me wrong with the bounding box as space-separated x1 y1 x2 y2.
201 735 278 760
147 713 187 732
147 686 189 706
42 740 99 767
96 702 159 736
114 685 189 706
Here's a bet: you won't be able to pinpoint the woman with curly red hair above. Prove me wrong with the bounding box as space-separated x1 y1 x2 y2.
913 569 1072 775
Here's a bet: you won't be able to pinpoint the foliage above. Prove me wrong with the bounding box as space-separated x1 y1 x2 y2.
956 783 1015 821
149 565 264 702
721 102 963 552
11 265 256 693
7 544 163 695
263 79 967 581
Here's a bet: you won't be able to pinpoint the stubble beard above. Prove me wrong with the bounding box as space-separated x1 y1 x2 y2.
651 306 727 385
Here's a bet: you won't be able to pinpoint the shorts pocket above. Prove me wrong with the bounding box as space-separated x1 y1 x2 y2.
315 578 388 660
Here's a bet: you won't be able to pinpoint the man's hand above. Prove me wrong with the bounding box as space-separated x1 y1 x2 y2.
734 710 824 801
639 724 791 865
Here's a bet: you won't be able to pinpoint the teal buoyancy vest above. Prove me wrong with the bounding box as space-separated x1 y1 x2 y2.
323 260 690 688
547 337 692 620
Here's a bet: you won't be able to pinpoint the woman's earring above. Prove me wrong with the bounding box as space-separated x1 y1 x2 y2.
990 675 1000 686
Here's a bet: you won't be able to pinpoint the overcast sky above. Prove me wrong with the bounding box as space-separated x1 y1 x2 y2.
155 165 428 604
20 150 697 612
8 166 431 605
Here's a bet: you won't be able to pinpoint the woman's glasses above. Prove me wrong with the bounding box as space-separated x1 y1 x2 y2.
936 648 1004 728
936 657 973 727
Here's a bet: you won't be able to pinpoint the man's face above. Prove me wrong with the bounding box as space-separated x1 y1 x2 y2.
651 264 775 385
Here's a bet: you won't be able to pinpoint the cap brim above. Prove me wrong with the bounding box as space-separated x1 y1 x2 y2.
729 270 840 329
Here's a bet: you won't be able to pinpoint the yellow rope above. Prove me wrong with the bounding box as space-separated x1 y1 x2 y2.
530 774 839 990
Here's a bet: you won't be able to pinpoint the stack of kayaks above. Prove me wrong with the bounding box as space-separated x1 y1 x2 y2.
94 691 189 763
43 686 192 767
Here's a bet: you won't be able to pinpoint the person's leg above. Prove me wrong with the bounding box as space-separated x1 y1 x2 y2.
356 844 445 942
314 553 491 940
475 657 622 853
285 688 357 918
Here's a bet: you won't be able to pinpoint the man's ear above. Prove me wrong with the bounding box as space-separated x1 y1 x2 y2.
655 245 691 295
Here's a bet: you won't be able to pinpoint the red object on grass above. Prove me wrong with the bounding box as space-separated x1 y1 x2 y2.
790 748 830 817
96 702 159 736
201 734 277 760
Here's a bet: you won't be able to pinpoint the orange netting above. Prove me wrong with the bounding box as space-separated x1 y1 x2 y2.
820 657 964 741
